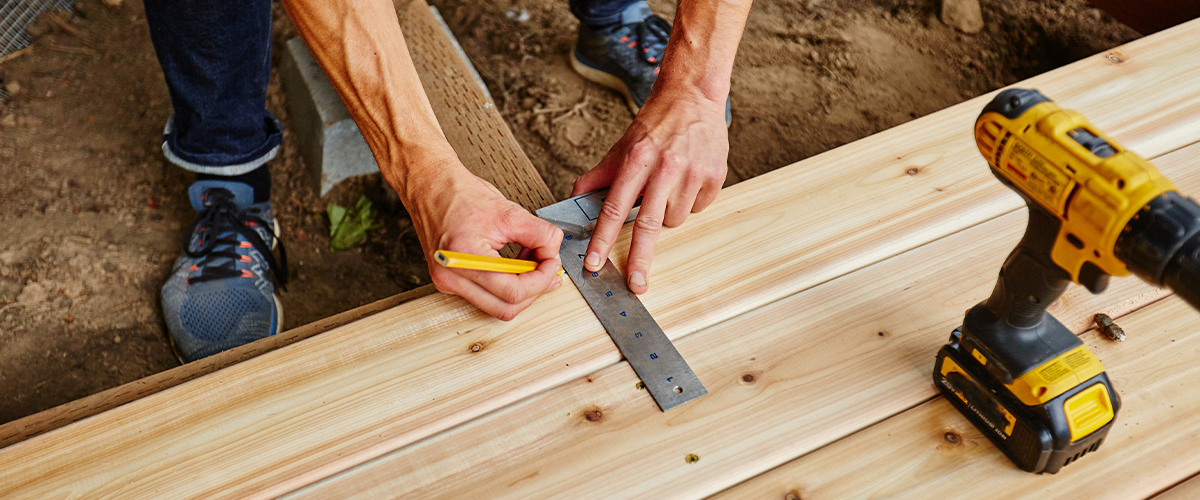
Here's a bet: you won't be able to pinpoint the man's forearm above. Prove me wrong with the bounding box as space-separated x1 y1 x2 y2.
656 0 754 104
279 0 462 204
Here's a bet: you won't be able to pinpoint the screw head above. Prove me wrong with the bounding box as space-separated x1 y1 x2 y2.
685 454 700 464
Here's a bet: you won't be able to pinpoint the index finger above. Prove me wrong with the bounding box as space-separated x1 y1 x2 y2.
584 175 643 272
461 255 563 305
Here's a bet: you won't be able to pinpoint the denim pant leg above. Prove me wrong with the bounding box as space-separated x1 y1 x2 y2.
143 0 282 175
570 0 641 25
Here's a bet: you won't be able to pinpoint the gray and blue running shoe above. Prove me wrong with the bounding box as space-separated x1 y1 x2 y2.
161 180 287 362
570 1 732 125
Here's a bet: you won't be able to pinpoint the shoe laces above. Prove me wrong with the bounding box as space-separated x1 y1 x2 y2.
185 188 288 289
630 15 671 65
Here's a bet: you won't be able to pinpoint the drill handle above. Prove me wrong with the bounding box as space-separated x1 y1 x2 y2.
985 207 1073 328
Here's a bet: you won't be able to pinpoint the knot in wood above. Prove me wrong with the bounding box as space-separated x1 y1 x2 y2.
906 167 920 176
741 373 757 384
1107 53 1124 64
585 409 604 422
785 492 802 500
943 431 960 445
469 342 484 353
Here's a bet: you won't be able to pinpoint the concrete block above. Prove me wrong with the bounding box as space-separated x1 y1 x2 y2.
280 37 379 196
280 8 492 196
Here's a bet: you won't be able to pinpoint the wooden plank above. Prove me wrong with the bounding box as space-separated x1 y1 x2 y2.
0 284 435 450
1153 473 1200 500
287 144 1200 499
712 296 1200 500
398 0 556 212
0 0 553 450
2 21 1200 500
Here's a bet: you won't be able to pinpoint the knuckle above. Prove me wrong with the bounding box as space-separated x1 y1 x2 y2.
496 307 519 322
430 273 456 295
599 200 627 223
627 141 655 166
659 152 685 174
634 212 663 234
498 281 526 304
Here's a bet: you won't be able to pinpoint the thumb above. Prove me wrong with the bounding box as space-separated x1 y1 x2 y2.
572 154 621 197
501 208 565 262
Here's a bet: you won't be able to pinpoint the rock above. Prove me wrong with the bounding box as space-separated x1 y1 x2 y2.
941 0 984 34
4 80 19 95
0 114 14 128
17 115 44 127
17 282 48 305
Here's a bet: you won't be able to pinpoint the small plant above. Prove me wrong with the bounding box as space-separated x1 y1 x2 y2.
326 195 383 251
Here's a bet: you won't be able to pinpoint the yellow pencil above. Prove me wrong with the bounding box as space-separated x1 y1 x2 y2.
435 250 555 274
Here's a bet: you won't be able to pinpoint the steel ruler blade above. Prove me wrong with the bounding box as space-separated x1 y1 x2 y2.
537 189 707 411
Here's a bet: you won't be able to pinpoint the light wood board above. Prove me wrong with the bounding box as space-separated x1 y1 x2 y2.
288 143 1200 499
712 296 1200 500
2 19 1200 500
1153 473 1200 500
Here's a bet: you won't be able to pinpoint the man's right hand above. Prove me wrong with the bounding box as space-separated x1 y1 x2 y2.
404 159 564 321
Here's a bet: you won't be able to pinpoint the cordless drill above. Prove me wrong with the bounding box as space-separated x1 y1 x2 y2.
933 88 1200 474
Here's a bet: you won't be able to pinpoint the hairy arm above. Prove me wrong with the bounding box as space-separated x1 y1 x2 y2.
281 0 563 320
574 0 753 294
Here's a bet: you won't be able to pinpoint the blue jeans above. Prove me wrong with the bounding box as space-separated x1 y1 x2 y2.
143 0 636 174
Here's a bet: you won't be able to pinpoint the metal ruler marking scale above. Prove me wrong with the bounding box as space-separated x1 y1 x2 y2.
537 189 707 411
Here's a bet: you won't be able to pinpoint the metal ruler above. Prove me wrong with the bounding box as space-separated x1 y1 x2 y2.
538 189 707 411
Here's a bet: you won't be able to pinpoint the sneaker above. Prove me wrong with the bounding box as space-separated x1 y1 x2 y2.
570 1 732 125
161 180 288 362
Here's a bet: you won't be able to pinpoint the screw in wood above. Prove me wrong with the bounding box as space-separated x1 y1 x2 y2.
1094 313 1125 342
685 454 700 464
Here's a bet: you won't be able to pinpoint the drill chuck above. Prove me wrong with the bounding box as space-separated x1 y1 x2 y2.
1116 191 1200 310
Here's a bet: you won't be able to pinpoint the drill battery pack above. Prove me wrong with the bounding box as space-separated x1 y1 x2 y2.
934 327 1120 474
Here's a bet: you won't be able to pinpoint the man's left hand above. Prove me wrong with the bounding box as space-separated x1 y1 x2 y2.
571 88 728 294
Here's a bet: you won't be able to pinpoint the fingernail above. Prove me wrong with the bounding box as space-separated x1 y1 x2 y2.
550 279 563 291
585 252 601 270
629 271 647 288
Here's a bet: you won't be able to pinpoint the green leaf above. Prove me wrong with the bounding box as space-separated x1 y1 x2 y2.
326 195 383 251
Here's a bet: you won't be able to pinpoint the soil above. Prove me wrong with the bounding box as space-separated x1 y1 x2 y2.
0 0 1138 425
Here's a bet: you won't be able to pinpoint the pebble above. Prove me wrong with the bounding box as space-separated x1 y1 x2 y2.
4 80 19 95
941 0 984 34
1 114 15 128
17 282 48 305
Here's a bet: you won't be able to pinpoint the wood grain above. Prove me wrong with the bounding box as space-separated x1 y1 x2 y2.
2 19 1199 500
0 284 435 450
0 0 554 450
712 296 1200 500
1153 473 1200 500
287 144 1200 500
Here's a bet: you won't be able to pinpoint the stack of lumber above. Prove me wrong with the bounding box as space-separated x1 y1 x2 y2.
3 9 1200 499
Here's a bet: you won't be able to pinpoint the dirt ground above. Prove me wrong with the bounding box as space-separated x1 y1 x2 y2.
0 0 1137 424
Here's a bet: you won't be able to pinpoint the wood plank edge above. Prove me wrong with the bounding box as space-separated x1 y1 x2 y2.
0 284 437 450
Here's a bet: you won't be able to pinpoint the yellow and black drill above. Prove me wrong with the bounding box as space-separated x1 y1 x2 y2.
933 88 1200 474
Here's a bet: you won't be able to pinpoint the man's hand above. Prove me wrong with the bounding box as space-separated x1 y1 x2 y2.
408 160 564 321
572 88 728 294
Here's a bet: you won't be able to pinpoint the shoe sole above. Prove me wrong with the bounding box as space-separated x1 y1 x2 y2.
570 44 642 115
569 44 732 129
